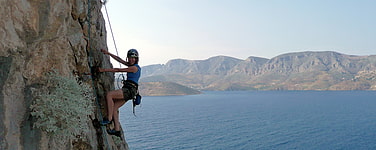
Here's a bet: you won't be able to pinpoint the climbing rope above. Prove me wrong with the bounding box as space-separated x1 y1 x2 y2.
103 3 120 62
102 1 126 88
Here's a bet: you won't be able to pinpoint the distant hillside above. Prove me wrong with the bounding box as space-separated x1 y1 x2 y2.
143 56 243 76
139 82 201 96
141 51 376 91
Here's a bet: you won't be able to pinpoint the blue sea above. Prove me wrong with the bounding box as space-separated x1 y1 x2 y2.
119 91 376 150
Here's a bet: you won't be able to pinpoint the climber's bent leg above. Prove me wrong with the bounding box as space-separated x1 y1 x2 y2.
105 89 124 121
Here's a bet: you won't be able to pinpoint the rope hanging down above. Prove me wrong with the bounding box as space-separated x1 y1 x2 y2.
102 1 126 87
103 3 121 66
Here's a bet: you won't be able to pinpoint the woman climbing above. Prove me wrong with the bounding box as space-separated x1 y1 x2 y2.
98 48 141 137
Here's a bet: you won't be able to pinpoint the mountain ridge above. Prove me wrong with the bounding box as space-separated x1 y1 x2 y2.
141 51 376 91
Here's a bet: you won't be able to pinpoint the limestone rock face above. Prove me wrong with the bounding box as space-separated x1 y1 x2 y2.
0 0 128 149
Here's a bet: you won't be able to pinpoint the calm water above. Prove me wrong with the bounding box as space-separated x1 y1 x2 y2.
119 91 376 150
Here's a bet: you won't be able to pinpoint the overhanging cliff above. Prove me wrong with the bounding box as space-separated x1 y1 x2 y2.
1 0 128 149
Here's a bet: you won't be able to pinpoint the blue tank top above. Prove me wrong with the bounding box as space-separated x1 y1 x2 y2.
127 64 141 84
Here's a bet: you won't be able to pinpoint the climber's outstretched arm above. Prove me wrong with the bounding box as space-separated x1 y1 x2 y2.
98 66 138 73
100 49 128 65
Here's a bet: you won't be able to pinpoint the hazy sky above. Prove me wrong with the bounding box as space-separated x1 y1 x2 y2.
101 0 375 67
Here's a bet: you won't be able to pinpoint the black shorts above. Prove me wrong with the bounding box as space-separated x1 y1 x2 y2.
122 80 138 101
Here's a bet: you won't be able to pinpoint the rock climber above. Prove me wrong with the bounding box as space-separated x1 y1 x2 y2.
98 48 141 137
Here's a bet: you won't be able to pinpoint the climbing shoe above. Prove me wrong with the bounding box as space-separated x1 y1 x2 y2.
107 129 121 137
100 118 112 126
